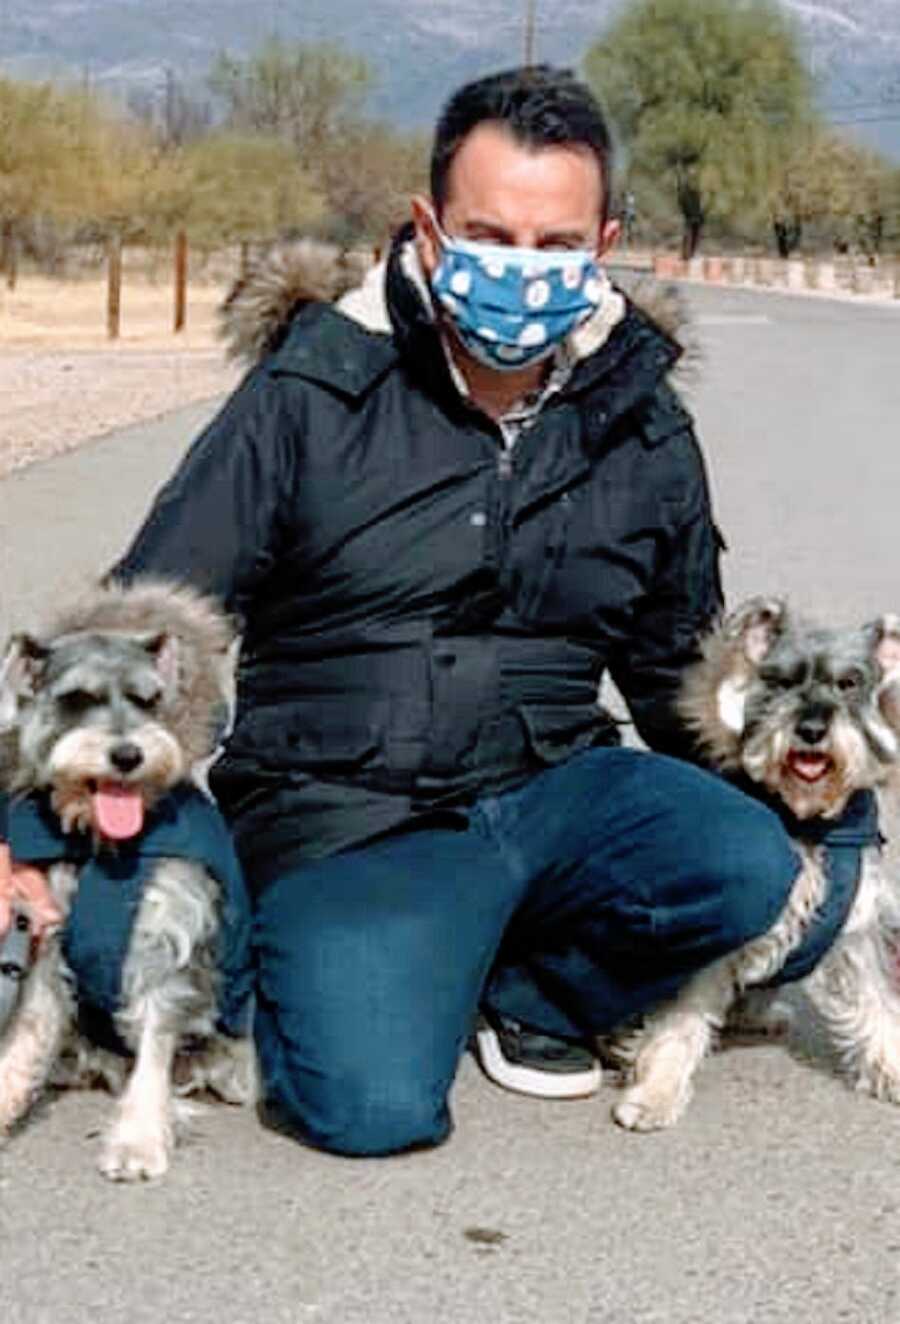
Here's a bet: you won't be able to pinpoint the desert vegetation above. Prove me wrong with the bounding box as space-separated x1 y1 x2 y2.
0 5 897 342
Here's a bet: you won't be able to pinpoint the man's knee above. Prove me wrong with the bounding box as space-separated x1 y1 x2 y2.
254 1004 453 1157
262 1071 452 1157
713 798 799 950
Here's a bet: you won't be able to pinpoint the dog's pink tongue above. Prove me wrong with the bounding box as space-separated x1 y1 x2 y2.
93 782 145 840
789 752 830 783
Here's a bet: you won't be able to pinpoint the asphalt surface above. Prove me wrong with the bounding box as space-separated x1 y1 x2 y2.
2 283 900 1324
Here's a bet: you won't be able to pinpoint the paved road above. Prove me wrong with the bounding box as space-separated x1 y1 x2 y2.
2 284 900 1324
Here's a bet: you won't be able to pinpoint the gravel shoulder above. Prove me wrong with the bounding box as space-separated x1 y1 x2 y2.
0 348 241 478
0 272 243 478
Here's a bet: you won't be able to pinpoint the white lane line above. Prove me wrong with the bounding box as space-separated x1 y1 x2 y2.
697 314 772 326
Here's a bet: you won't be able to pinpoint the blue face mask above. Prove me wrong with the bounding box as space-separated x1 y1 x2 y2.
428 220 605 372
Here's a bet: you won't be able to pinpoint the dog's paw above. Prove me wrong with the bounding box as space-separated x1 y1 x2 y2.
612 1082 691 1132
856 1060 900 1105
0 1083 38 1133
98 1118 173 1182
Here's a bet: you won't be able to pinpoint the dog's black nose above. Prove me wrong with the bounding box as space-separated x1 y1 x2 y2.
795 713 830 746
109 742 143 773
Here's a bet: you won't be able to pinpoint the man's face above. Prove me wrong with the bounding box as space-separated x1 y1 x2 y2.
413 121 620 277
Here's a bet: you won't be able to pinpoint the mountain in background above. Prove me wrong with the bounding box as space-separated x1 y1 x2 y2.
1 0 898 159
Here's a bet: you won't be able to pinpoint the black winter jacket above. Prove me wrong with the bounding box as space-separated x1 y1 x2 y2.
115 244 724 883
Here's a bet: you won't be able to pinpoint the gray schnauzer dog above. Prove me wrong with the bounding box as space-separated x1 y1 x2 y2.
0 580 255 1180
614 597 900 1132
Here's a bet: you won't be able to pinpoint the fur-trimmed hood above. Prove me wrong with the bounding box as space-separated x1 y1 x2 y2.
219 236 695 376
219 241 371 365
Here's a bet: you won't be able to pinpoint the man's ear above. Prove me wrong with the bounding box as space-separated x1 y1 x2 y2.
0 634 49 726
597 217 621 260
411 195 441 279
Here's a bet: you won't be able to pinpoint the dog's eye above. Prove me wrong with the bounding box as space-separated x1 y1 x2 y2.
836 671 862 693
57 689 99 711
127 691 160 712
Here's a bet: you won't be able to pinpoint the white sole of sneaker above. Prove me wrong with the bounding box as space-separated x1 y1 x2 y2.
474 1025 602 1100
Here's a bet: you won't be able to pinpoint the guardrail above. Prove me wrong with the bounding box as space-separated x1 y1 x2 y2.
649 252 900 299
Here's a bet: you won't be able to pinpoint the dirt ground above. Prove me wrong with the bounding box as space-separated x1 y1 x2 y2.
0 273 243 478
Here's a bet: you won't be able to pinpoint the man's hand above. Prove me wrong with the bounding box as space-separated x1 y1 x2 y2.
0 843 62 950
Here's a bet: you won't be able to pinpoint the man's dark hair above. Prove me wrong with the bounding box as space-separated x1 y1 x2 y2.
431 65 615 222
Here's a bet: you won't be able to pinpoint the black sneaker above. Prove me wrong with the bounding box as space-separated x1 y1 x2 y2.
473 1013 601 1099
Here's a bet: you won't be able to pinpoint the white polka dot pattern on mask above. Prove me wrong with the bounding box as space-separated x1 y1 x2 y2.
496 343 527 361
525 280 550 309
450 269 472 296
518 322 548 347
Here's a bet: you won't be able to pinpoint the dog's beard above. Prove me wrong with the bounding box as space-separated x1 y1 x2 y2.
742 713 873 820
43 726 185 840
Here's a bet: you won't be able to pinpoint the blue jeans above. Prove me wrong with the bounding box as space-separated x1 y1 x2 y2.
253 748 801 1156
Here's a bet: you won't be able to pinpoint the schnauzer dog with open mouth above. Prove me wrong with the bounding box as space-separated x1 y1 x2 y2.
613 597 900 1132
0 579 255 1180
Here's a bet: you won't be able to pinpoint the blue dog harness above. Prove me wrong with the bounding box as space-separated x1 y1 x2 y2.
0 786 253 1050
732 785 883 986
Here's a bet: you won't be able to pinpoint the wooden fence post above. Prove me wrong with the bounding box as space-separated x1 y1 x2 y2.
107 232 122 340
2 220 18 291
174 228 188 333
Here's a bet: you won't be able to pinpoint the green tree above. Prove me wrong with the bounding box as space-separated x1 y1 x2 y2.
70 100 168 336
585 0 815 257
0 79 94 287
142 132 327 330
768 130 852 255
209 38 371 170
843 147 899 262
315 121 427 246
179 132 326 248
769 129 900 258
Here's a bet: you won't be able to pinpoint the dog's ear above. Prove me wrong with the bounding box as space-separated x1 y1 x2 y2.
0 634 50 725
142 632 180 702
722 597 787 664
870 614 900 677
708 598 786 736
681 597 790 758
867 614 900 731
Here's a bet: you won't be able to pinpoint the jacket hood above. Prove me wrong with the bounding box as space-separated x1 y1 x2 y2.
219 240 370 365
219 232 697 379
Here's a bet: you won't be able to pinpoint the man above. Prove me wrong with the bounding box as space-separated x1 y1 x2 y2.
1 67 808 1154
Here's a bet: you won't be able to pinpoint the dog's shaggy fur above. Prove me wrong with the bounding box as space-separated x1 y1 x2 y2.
0 579 255 1180
613 597 900 1132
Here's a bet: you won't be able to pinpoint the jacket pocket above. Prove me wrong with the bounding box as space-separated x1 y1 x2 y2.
517 703 618 766
226 701 384 773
